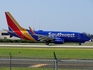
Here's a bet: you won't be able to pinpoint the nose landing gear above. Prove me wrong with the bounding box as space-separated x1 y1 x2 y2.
79 42 81 45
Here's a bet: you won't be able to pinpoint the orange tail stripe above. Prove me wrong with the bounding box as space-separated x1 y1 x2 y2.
5 12 36 41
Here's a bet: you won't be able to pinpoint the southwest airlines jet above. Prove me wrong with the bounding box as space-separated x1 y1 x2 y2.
5 12 90 45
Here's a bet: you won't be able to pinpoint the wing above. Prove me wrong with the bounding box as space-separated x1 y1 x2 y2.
34 34 54 41
29 27 54 41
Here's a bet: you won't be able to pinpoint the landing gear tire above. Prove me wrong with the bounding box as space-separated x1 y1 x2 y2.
79 43 81 45
45 42 49 45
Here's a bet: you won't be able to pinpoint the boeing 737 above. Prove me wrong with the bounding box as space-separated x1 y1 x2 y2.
5 12 90 45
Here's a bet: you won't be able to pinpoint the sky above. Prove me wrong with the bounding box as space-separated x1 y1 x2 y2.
0 0 93 34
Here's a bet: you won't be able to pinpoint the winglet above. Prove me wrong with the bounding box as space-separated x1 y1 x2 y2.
29 26 35 34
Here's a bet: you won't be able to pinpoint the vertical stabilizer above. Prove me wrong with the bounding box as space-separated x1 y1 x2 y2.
5 12 25 31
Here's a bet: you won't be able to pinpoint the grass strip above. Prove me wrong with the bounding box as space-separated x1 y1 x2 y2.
0 47 93 59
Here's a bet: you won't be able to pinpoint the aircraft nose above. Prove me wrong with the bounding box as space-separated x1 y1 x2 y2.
86 36 91 41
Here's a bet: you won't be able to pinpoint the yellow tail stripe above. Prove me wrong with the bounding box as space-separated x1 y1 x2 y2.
7 12 36 42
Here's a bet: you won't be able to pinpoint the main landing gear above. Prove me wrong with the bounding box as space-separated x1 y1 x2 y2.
45 40 49 45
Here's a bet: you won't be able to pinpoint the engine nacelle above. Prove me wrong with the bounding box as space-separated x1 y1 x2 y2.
54 38 64 44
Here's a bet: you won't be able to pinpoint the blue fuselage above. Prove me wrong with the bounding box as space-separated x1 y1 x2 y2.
8 29 90 43
34 30 90 43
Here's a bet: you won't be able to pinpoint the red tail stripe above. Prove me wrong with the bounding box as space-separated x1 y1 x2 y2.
5 12 30 40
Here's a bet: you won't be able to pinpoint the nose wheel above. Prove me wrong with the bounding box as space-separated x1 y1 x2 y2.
79 42 81 45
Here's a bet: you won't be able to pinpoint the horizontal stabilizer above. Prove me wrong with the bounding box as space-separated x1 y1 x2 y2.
3 29 14 33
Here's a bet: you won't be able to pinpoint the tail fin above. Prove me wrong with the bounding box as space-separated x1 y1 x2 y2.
29 26 35 34
5 12 25 31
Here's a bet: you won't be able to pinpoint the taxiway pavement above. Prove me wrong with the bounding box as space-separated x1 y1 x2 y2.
0 43 93 48
0 59 93 69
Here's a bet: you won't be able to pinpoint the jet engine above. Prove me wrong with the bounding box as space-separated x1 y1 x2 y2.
54 38 64 44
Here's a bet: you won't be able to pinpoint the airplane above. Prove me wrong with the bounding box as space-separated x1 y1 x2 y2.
4 12 90 45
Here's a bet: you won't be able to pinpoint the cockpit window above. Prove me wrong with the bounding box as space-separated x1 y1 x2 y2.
81 33 88 38
82 33 88 36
